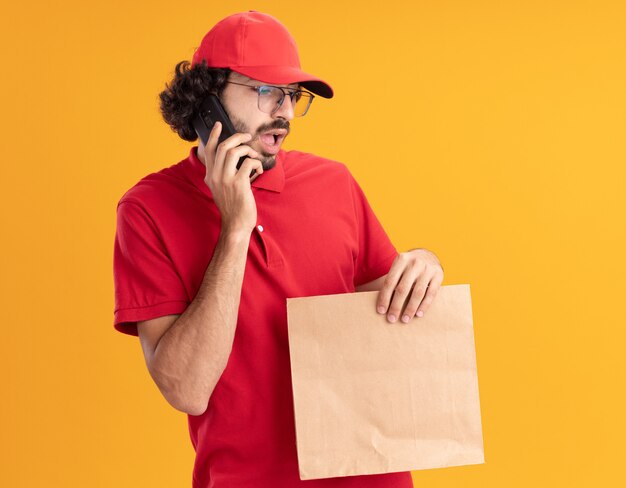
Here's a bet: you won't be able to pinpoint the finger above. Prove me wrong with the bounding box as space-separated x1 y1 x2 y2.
214 132 253 173
236 157 264 180
386 268 421 323
376 255 406 315
400 273 435 323
223 145 260 177
204 121 223 177
416 271 443 317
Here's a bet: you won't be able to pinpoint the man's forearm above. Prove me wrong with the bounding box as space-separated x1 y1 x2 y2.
149 229 251 415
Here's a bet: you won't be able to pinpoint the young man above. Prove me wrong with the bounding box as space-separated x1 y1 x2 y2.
113 11 443 488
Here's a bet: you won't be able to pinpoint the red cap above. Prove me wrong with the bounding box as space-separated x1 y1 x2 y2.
191 11 333 98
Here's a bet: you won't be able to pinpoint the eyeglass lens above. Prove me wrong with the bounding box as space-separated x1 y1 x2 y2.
257 86 313 117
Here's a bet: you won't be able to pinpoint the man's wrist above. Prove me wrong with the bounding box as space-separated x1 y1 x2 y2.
220 226 253 246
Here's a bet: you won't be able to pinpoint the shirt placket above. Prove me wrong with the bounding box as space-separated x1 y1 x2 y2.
253 222 284 268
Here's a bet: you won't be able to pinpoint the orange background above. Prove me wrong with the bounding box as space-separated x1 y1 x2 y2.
1 1 624 486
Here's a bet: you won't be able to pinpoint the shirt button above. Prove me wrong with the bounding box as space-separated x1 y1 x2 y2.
257 225 264 232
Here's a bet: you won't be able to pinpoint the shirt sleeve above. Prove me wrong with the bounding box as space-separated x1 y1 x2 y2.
348 172 399 287
113 200 189 336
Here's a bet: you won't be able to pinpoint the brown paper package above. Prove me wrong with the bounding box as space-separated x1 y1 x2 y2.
287 284 484 480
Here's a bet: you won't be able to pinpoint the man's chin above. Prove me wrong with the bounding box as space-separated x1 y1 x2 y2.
260 154 277 171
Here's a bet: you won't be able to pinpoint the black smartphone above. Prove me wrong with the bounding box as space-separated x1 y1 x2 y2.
192 94 250 172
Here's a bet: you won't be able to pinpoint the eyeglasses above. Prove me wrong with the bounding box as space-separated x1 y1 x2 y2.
225 81 315 117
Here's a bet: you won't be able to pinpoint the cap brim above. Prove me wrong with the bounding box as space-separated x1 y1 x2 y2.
230 65 334 98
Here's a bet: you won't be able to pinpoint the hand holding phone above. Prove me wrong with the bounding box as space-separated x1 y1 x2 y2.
193 94 251 172
194 97 264 234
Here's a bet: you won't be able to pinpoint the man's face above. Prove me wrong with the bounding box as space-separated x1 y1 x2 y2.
220 72 297 171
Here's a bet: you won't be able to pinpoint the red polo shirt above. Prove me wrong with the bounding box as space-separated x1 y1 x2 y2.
113 147 411 488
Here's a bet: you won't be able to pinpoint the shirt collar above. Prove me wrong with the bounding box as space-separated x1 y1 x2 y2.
186 146 285 195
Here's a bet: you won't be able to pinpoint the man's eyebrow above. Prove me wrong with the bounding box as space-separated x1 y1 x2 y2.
245 80 300 90
269 83 301 91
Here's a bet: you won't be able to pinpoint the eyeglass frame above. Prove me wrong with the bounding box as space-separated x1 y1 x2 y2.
223 80 315 117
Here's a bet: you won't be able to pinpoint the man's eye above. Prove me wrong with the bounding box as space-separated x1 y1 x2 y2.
258 86 272 96
287 90 301 102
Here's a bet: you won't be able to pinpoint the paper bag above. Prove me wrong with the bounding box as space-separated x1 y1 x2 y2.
286 284 484 480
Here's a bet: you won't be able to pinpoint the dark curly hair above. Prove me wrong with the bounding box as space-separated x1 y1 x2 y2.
159 60 231 141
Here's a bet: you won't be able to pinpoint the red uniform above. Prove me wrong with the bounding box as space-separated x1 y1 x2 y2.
113 146 412 487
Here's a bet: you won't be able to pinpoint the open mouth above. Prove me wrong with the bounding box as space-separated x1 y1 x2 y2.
259 129 288 155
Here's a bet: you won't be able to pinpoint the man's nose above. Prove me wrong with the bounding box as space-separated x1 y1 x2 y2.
273 94 295 121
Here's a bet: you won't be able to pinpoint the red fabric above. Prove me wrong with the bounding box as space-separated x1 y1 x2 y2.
190 11 333 98
113 147 411 487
